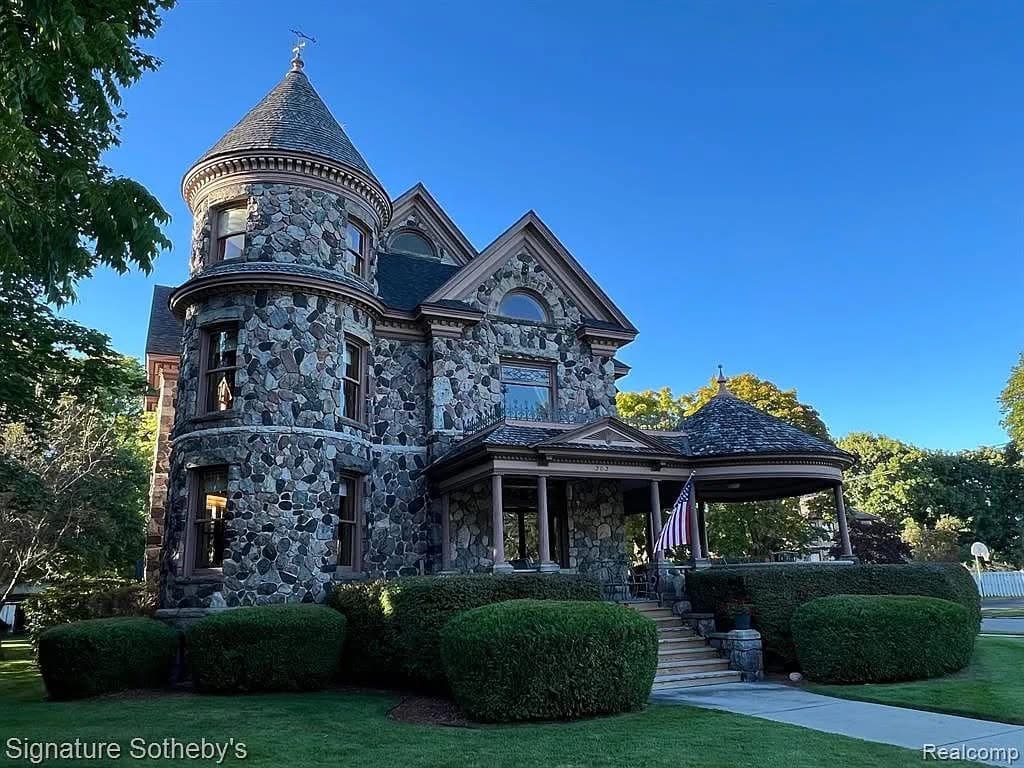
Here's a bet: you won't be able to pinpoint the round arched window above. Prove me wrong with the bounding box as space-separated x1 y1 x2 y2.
389 231 435 258
499 291 549 322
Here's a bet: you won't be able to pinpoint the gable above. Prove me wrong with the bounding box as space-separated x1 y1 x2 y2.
533 417 672 452
387 183 476 266
423 211 636 332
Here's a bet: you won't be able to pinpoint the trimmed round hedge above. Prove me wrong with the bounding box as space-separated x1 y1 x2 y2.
441 599 658 722
792 594 976 683
38 617 178 700
186 605 345 693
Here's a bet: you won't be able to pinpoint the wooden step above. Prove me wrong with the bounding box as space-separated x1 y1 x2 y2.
656 658 730 674
651 670 743 690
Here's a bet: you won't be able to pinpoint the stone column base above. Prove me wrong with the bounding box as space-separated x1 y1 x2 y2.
537 562 561 573
709 629 763 681
493 563 515 574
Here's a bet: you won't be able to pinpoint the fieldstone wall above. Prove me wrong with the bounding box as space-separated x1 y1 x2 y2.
145 363 178 593
430 254 618 432
188 182 380 286
446 477 627 581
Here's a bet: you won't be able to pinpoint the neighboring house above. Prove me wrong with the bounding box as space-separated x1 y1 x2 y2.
804 507 881 562
144 53 856 610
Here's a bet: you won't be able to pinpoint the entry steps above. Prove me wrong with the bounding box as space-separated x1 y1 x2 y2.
624 601 741 690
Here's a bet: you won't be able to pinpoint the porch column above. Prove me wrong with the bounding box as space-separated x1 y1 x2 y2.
492 474 513 573
537 475 558 572
834 481 854 559
649 480 664 569
698 500 709 556
440 492 452 572
689 488 704 561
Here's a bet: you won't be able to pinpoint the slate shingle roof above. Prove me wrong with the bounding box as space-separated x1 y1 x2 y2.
680 394 850 459
145 285 181 356
194 69 378 181
376 252 462 311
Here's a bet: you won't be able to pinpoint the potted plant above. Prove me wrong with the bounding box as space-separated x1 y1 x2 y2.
724 601 754 631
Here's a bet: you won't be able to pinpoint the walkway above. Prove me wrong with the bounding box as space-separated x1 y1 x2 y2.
983 618 1024 636
652 682 1024 766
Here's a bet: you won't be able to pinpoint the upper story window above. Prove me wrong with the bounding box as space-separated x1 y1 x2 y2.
501 362 553 419
201 326 239 413
192 466 228 571
345 220 369 277
498 291 548 322
389 231 435 258
213 206 246 263
340 339 365 423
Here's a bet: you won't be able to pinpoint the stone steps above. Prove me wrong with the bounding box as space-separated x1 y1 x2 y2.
621 599 743 693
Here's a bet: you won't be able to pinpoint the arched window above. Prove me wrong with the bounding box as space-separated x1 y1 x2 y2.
389 231 435 258
498 291 548 322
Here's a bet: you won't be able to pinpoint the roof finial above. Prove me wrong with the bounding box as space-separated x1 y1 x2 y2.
289 29 317 72
716 364 730 396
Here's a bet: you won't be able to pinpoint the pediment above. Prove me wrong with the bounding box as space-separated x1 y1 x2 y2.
387 183 476 266
423 211 636 331
533 417 672 452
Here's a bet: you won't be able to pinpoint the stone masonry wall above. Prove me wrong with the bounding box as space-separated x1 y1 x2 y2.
430 253 618 432
145 364 177 593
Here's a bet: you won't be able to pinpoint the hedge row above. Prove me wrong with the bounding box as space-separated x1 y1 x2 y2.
442 600 658 722
25 577 152 647
686 563 980 668
187 605 346 693
328 573 601 689
792 595 976 683
38 617 178 700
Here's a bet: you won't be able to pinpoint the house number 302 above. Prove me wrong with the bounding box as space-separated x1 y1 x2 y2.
592 465 610 472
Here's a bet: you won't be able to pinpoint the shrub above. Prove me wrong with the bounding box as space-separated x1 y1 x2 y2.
38 617 177 700
186 605 345 693
687 563 979 669
792 595 976 683
380 574 601 690
326 581 400 685
24 577 152 648
441 600 658 722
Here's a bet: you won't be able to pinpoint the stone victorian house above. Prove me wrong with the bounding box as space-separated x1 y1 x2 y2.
144 54 855 610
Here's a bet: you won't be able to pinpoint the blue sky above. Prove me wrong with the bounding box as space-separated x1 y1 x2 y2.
66 1 1024 451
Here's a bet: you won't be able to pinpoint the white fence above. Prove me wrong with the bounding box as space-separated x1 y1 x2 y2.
974 571 1024 598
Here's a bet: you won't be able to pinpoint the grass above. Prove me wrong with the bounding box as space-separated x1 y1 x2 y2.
808 636 1024 725
981 608 1024 618
0 638 981 768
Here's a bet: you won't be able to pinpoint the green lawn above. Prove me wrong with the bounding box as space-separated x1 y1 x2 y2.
0 639 978 768
809 635 1024 724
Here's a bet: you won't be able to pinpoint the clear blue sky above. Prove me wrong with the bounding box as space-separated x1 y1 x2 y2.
65 0 1024 452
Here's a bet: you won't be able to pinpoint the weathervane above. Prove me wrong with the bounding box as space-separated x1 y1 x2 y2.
289 29 317 71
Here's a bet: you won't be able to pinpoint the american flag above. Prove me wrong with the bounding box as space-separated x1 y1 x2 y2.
654 473 695 553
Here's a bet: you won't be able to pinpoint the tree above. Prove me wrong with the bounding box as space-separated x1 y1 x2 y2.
707 500 819 560
829 518 911 564
902 516 964 563
0 0 172 428
0 358 152 603
1000 353 1024 448
616 387 689 430
836 433 929 524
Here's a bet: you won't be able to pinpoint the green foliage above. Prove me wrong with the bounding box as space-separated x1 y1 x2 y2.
441 599 658 722
903 516 964 562
326 581 400 685
792 595 976 683
37 617 177 699
1 371 153 602
706 499 820 560
186 605 346 693
687 563 980 669
830 517 911 563
374 574 601 690
615 387 690 430
836 433 929 523
24 577 152 647
1001 352 1024 449
0 0 172 305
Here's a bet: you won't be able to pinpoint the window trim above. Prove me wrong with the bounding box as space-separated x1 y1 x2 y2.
209 204 247 265
345 218 370 278
340 336 368 426
499 359 556 419
498 289 550 323
197 323 241 416
336 474 364 573
183 464 230 577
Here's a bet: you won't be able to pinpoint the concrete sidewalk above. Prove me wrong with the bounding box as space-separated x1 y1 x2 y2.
983 618 1024 635
652 683 1024 766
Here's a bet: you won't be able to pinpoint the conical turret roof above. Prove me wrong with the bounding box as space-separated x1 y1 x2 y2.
193 66 378 181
